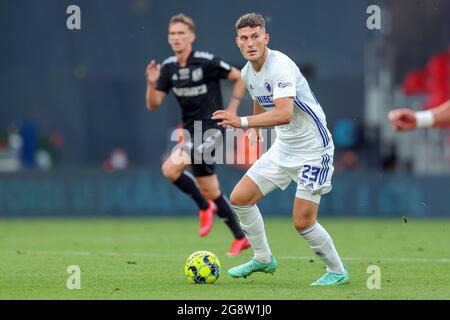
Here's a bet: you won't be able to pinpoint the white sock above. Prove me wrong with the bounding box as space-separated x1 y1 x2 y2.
233 204 272 263
299 222 345 274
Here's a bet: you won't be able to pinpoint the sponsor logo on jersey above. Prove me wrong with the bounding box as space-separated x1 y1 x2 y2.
179 68 190 80
264 81 272 92
194 51 214 60
278 82 292 88
172 84 208 97
255 95 275 109
192 68 203 82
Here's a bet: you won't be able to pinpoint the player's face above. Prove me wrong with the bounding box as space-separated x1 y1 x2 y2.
168 22 195 53
235 26 269 62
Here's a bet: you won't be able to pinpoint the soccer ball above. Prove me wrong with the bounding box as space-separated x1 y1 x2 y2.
184 250 221 284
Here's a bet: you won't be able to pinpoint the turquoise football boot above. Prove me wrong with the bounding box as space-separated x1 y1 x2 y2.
228 256 278 278
311 268 350 286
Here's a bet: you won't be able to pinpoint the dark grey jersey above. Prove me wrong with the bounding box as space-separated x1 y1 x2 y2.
156 50 232 132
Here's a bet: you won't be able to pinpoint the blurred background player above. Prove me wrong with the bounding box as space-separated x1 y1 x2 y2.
388 99 450 131
145 14 250 256
212 13 349 285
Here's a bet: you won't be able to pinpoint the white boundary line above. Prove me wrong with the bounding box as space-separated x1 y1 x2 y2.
281 255 450 264
1 249 449 264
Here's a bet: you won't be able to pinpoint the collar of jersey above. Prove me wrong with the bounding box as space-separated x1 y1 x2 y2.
176 49 195 67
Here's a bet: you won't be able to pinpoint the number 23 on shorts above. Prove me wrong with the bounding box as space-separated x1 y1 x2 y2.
301 165 320 183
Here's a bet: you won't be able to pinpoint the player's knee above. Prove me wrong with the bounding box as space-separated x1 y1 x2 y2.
199 185 220 200
293 209 316 232
230 191 251 207
294 220 313 232
161 161 180 181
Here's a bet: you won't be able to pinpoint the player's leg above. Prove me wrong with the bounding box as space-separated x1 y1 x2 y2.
161 148 211 213
293 155 349 286
194 174 221 200
227 147 292 278
293 197 348 285
227 175 278 277
195 174 250 255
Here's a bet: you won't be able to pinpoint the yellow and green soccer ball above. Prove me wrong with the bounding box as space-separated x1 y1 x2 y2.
184 251 221 284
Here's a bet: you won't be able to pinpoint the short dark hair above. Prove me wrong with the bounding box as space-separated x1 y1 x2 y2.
235 13 265 30
169 13 195 32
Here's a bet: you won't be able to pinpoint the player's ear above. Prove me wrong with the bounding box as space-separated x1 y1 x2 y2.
264 33 270 45
235 36 239 47
190 32 196 43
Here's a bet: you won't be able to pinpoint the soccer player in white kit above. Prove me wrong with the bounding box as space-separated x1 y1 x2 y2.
212 13 349 286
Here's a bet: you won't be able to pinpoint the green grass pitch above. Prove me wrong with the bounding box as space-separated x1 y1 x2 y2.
0 217 449 299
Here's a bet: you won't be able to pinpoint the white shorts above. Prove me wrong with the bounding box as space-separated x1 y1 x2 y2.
246 141 334 204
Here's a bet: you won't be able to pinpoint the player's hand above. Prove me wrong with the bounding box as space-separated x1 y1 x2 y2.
248 128 264 146
211 110 242 128
388 108 417 132
146 60 161 85
225 106 238 115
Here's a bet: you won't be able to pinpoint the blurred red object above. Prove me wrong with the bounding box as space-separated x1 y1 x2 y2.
424 91 449 110
0 138 6 150
401 70 426 95
176 124 184 144
424 53 449 109
234 134 261 169
50 131 64 147
402 50 450 110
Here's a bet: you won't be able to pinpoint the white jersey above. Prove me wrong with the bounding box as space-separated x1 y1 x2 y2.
241 48 333 155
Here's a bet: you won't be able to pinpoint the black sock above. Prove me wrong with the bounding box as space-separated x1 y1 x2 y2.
213 193 245 239
173 172 209 210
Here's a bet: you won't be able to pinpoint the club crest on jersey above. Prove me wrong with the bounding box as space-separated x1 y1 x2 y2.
171 74 179 81
179 68 190 80
192 68 203 82
264 81 272 92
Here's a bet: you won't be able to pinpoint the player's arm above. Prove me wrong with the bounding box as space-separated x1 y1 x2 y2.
244 97 294 128
253 100 265 115
212 97 293 129
431 99 450 127
145 60 166 111
248 101 266 145
225 67 246 115
388 99 450 131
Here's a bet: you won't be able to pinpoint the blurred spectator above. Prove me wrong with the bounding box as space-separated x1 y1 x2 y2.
333 118 359 149
0 126 21 172
104 148 129 173
335 149 362 172
0 123 64 171
380 143 398 172
20 121 37 167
